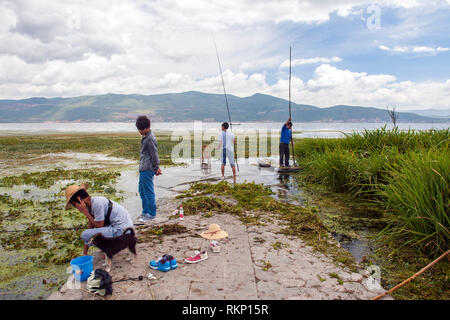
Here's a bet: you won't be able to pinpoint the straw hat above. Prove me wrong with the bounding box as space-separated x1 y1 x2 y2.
64 183 89 209
200 224 228 240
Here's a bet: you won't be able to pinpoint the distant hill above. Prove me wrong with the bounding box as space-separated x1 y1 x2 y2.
405 109 450 119
0 91 447 123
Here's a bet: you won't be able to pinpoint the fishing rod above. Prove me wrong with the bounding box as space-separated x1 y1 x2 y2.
213 37 239 172
0 223 146 234
288 46 296 167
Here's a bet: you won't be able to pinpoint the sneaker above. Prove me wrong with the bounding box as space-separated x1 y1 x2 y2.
149 255 164 269
139 214 155 223
149 256 171 272
166 255 178 269
210 241 221 253
150 254 177 270
185 250 208 264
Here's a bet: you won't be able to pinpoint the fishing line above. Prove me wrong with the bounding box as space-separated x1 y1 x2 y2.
213 36 239 172
113 275 143 283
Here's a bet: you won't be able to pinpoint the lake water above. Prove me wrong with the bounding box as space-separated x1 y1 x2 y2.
0 122 448 137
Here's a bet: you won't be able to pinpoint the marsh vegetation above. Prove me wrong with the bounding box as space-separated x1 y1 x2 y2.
294 127 449 299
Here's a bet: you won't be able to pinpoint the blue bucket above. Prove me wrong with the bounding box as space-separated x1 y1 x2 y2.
70 256 94 282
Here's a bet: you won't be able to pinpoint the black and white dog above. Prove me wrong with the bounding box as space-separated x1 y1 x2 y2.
89 227 137 272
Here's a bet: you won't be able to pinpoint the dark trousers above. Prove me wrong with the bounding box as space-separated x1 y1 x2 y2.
279 142 290 167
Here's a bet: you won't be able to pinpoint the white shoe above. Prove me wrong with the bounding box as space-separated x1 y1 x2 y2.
210 241 221 253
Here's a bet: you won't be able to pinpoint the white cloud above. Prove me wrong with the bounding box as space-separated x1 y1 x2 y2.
280 57 342 68
379 45 450 54
0 0 449 112
284 64 450 110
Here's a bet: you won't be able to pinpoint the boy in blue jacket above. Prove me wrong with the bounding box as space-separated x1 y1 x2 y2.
279 117 292 167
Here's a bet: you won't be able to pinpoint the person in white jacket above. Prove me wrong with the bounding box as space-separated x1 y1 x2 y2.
217 122 236 184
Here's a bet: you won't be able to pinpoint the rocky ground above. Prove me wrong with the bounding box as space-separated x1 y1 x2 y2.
48 197 390 300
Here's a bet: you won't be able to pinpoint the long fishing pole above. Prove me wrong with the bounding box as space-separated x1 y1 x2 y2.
213 37 239 172
288 46 296 167
0 223 146 234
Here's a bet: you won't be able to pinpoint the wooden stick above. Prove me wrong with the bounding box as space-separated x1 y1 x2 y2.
288 46 296 167
372 249 449 300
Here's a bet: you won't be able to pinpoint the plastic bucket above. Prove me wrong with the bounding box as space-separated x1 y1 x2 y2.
70 255 93 282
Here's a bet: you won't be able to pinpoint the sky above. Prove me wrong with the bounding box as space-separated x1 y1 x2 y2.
0 0 449 110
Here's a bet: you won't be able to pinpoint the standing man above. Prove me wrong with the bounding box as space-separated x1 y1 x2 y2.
279 117 292 168
217 122 237 184
135 115 162 222
64 183 133 256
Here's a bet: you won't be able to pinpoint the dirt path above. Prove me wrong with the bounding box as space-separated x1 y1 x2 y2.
49 194 390 300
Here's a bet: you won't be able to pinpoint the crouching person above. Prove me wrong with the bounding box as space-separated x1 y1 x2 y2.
64 183 133 255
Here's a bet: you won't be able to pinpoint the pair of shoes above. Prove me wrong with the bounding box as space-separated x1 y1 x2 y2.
209 240 220 253
149 254 177 272
138 214 156 223
185 250 208 263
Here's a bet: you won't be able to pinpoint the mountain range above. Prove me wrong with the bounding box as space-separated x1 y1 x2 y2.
0 91 448 123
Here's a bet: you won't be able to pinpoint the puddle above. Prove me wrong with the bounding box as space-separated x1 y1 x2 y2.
117 157 304 220
0 181 69 202
0 152 137 177
331 231 373 263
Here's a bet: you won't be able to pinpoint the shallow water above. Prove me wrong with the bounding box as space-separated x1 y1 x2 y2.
118 157 301 220
118 157 371 262
0 121 447 137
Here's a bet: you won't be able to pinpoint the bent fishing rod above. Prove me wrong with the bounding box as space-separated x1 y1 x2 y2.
213 37 239 172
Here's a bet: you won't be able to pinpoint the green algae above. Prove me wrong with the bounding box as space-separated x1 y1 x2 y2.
137 223 188 242
271 241 289 251
0 134 177 166
366 238 450 300
0 167 125 298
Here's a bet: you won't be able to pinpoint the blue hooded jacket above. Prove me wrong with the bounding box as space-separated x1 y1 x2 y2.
280 124 292 144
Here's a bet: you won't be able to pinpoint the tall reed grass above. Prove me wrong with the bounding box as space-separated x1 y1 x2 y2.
295 127 449 256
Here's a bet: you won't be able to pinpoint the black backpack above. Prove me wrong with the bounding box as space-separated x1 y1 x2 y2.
87 269 113 296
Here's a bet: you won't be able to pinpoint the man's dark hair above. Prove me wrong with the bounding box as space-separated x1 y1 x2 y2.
287 121 292 127
135 115 151 131
70 189 89 206
222 122 229 130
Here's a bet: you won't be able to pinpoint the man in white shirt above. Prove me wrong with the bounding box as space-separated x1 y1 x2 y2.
217 122 236 184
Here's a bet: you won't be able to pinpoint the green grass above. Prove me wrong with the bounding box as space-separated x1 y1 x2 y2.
178 181 357 269
379 151 449 256
295 127 449 257
0 133 178 165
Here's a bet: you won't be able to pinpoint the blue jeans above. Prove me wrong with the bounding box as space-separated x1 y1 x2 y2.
139 170 156 217
81 226 123 246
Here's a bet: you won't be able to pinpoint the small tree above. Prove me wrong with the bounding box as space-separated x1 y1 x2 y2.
386 105 398 127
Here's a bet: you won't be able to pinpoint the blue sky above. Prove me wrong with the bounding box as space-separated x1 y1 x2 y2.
266 3 450 84
0 0 449 110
